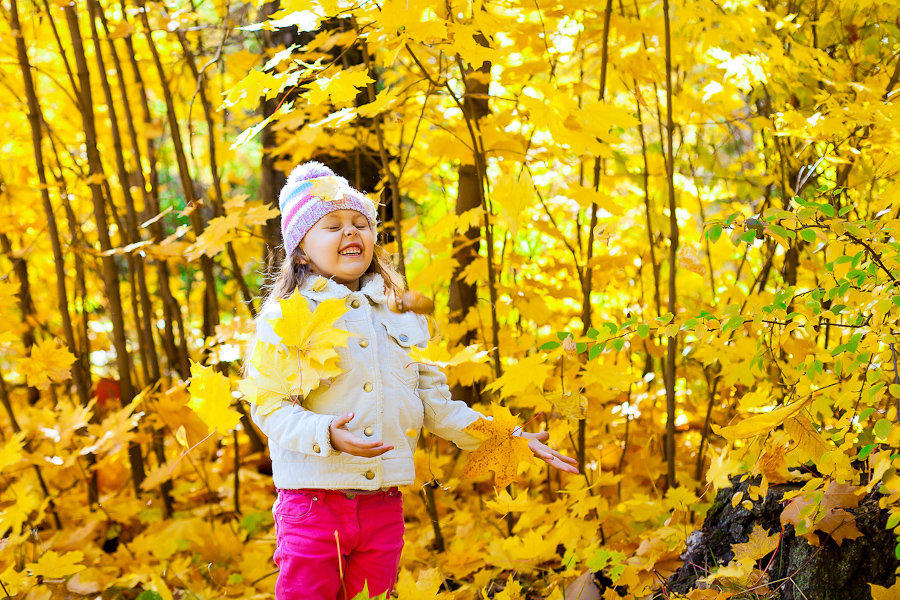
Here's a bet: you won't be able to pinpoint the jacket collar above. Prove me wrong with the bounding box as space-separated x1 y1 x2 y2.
298 272 387 305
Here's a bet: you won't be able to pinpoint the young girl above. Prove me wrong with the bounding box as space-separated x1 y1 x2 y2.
247 162 578 600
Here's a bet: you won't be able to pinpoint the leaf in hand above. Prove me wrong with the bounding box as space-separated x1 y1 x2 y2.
239 339 303 415
461 403 533 489
270 295 352 373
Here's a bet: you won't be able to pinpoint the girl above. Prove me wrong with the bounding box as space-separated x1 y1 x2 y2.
247 162 578 600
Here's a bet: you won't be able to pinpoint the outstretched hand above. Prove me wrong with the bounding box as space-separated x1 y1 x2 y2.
519 431 579 474
329 412 394 457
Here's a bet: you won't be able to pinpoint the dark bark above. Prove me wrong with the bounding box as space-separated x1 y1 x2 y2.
62 4 146 491
668 480 900 600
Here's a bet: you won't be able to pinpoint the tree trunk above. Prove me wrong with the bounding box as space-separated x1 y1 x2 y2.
62 4 146 491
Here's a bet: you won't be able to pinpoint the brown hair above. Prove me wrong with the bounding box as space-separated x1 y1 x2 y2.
242 243 406 376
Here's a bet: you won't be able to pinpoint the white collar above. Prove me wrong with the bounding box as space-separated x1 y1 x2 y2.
298 272 387 304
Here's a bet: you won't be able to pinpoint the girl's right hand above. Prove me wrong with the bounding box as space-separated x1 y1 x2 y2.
329 412 394 457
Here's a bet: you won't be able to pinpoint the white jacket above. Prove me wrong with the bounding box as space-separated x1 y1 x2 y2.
248 273 484 490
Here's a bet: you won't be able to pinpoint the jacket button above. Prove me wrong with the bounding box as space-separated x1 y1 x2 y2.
313 443 321 453
350 298 360 309
363 382 373 392
364 470 375 480
399 333 408 342
364 426 374 437
358 339 368 348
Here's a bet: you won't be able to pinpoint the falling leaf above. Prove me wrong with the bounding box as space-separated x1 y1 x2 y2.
461 404 533 488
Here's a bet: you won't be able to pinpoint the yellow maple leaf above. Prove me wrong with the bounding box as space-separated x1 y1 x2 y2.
0 432 24 473
187 362 241 433
0 564 29 596
712 397 811 440
461 404 533 489
239 340 303 415
484 354 553 399
306 68 374 106
395 568 444 600
491 172 533 238
871 579 900 600
731 524 780 565
269 294 352 371
408 343 490 368
185 214 240 261
18 339 75 390
26 550 85 579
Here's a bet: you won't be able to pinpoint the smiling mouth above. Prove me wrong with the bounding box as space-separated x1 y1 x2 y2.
339 246 362 256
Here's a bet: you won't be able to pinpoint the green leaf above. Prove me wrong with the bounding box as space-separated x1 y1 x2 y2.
637 324 650 338
887 512 900 530
857 443 876 461
736 230 757 244
708 223 723 243
611 338 625 352
136 593 163 600
722 315 744 332
768 224 795 239
540 341 561 350
874 418 892 440
588 344 602 360
799 228 817 243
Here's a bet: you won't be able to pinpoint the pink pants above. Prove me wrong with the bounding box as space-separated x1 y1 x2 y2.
272 488 404 600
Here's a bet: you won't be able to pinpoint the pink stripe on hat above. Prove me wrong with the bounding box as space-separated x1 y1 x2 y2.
278 162 379 258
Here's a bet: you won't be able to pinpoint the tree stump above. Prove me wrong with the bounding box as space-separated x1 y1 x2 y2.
668 479 899 599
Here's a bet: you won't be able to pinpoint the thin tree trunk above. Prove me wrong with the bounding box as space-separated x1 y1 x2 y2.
87 0 156 386
172 24 257 317
662 0 679 489
258 0 290 278
445 43 490 406
115 3 190 378
575 0 614 475
138 0 220 345
62 3 146 492
0 233 39 406
11 0 90 407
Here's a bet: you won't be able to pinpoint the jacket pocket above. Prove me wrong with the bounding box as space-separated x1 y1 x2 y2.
382 321 420 388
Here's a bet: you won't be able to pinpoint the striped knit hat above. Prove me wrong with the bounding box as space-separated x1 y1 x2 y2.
279 162 379 259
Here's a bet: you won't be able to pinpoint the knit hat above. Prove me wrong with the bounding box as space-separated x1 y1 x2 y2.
279 161 380 258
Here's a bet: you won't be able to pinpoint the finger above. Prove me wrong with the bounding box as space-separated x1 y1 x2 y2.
532 431 549 441
552 451 578 466
350 444 394 458
347 438 389 450
538 452 579 473
332 412 354 429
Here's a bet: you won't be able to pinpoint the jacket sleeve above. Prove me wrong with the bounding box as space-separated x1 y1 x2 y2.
414 315 484 451
247 306 339 457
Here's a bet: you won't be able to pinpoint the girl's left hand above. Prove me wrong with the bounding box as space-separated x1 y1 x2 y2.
519 431 579 474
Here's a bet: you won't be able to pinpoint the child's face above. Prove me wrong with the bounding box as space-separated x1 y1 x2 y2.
300 209 375 291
